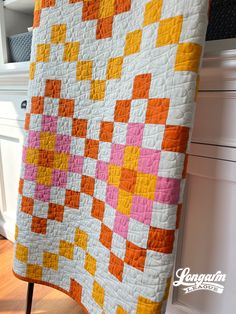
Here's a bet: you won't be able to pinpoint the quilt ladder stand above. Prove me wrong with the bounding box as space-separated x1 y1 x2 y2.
26 283 34 314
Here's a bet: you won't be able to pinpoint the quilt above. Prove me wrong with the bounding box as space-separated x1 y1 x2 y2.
13 0 209 313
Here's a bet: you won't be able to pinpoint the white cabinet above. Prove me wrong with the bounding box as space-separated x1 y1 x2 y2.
0 91 26 240
167 39 236 314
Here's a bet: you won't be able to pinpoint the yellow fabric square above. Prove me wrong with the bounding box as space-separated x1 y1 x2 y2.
36 44 50 62
40 132 56 151
108 165 121 188
29 62 36 80
123 146 140 170
26 148 39 165
156 16 183 47
16 243 28 263
124 30 142 56
59 240 74 260
51 24 67 44
15 224 19 241
92 281 105 309
117 305 128 314
35 0 42 10
136 296 162 314
54 153 69 171
106 57 124 79
76 61 93 80
175 43 202 73
143 0 163 26
99 0 115 18
37 166 52 185
26 264 42 280
135 172 157 200
117 189 132 215
43 251 59 271
74 228 88 250
85 253 97 276
90 80 106 101
63 42 80 62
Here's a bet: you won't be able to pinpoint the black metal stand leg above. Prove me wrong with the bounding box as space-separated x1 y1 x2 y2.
26 283 34 314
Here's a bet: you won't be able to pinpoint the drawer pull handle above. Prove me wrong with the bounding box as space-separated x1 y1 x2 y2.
21 100 27 109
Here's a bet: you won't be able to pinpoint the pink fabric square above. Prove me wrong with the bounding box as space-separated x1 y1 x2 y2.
106 185 118 208
53 170 67 188
131 196 153 225
126 123 144 146
155 177 181 205
138 148 161 175
35 184 51 202
69 155 84 173
56 135 71 153
28 131 40 148
96 160 108 181
22 147 27 163
113 211 129 239
24 164 37 181
110 144 125 166
42 115 58 132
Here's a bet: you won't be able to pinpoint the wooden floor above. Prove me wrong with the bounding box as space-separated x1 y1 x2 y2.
0 237 85 314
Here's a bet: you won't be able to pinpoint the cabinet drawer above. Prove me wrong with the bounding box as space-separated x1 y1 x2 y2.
0 91 28 121
192 92 236 147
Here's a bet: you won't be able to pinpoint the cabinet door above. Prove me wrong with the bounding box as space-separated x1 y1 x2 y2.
167 155 236 314
0 91 26 241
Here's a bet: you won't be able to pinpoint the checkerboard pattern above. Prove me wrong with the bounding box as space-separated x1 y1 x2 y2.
13 0 209 313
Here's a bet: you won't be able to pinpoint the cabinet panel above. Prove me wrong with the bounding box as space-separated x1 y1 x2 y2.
0 125 23 240
192 92 236 147
167 155 236 314
0 91 28 122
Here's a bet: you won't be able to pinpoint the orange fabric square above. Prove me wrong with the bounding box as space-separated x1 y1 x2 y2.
42 0 56 8
59 99 75 117
31 216 47 234
99 223 113 250
24 113 30 130
162 125 189 153
85 139 99 159
31 96 44 114
72 118 87 138
48 203 64 222
81 175 95 196
114 100 131 123
100 121 114 142
19 178 24 195
132 74 152 99
45 79 61 98
119 168 137 193
145 98 170 124
82 0 99 21
38 150 54 168
109 252 124 282
70 279 83 304
33 10 41 28
65 190 80 208
124 240 146 271
147 226 175 254
92 198 105 221
115 0 131 14
136 296 161 314
96 16 113 40
21 196 34 215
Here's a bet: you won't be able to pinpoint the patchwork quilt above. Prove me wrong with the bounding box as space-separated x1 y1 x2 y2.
13 0 209 313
